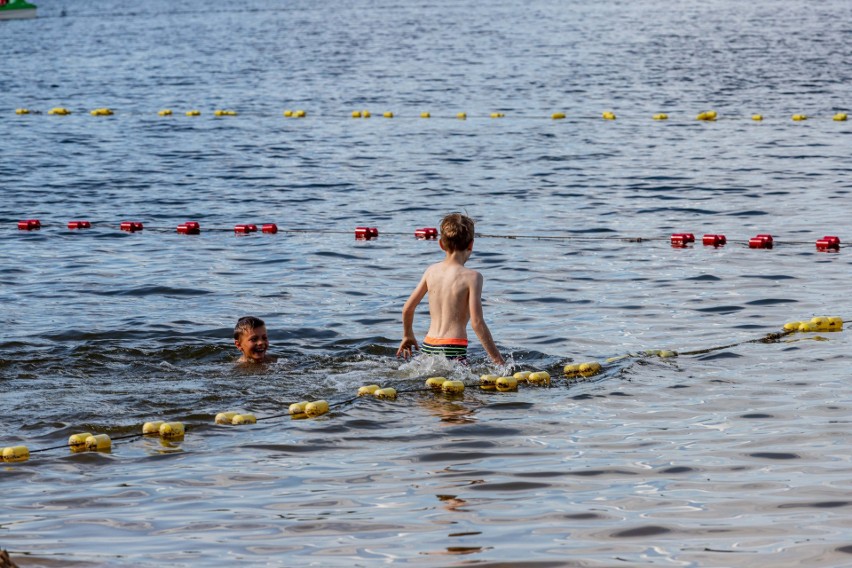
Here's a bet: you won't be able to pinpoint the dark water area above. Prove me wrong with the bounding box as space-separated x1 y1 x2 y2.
2 0 852 566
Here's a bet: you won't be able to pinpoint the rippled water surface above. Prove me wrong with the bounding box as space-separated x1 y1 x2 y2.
2 0 852 566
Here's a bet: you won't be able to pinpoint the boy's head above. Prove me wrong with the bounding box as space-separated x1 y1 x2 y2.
234 316 269 363
440 213 475 253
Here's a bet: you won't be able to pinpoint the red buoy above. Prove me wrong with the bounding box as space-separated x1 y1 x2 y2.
816 235 841 250
67 220 92 229
702 234 726 246
262 223 278 234
670 233 694 247
355 227 379 240
17 219 41 230
415 227 438 239
120 221 144 232
177 221 201 235
234 224 258 233
749 234 773 249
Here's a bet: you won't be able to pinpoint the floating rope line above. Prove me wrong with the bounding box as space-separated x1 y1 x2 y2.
9 220 845 251
677 330 791 357
27 432 143 455
9 107 850 123
2 316 845 464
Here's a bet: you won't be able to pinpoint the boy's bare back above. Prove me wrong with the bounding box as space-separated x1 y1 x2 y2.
396 213 504 366
422 259 480 341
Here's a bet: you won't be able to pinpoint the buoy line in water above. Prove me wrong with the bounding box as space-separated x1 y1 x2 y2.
2 317 844 465
9 220 846 251
9 107 850 122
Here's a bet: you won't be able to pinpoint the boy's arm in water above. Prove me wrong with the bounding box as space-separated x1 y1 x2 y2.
468 271 505 366
397 271 429 359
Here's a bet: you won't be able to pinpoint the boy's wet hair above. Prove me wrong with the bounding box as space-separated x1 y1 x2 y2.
440 213 475 252
234 316 265 340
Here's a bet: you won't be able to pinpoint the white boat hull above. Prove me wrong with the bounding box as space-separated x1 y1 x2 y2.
0 8 36 20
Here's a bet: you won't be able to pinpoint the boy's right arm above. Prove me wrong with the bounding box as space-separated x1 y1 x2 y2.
396 273 429 359
468 272 505 366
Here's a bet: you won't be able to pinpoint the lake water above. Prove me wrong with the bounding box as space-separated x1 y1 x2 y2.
2 0 852 566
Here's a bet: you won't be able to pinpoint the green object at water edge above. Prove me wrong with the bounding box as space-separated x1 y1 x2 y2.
0 0 38 20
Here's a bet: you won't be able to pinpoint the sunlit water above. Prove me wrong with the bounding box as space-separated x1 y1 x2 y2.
2 0 852 566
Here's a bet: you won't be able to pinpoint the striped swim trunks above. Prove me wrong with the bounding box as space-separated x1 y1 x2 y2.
421 336 468 360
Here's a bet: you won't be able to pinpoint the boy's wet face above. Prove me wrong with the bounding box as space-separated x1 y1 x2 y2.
235 325 269 362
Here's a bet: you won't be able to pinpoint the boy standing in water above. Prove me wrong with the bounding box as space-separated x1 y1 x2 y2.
234 316 276 363
397 213 505 366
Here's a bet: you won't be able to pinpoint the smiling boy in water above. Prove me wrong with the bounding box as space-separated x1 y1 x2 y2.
234 316 277 363
397 213 505 366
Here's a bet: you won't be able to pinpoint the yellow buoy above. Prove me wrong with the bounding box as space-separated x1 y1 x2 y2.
15 108 31 115
551 112 566 120
442 380 465 394
490 112 504 118
289 402 309 415
383 111 394 118
480 374 499 387
564 364 581 378
579 362 602 377
185 110 201 116
69 432 93 449
828 316 844 328
158 109 173 116
811 316 831 331
528 371 551 386
792 114 807 121
305 400 329 417
783 321 802 331
358 385 380 396
215 412 238 424
283 110 293 117
2 445 30 463
420 111 431 118
658 350 677 358
294 110 306 118
48 107 71 115
362 110 371 118
213 109 226 116
69 433 92 453
426 376 447 389
85 434 112 451
231 414 257 425
652 113 668 120
496 376 518 391
696 110 717 121
90 108 114 116
457 112 467 120
351 110 361 118
602 111 616 120
833 113 848 121
374 388 397 400
159 422 185 437
752 114 763 121
798 322 819 332
513 371 532 382
142 422 164 435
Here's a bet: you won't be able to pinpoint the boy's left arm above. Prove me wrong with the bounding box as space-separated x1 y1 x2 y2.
468 272 505 366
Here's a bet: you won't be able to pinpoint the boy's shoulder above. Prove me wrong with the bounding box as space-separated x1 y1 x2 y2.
427 260 481 281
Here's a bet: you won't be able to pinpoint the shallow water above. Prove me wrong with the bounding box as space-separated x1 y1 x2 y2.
2 0 852 566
